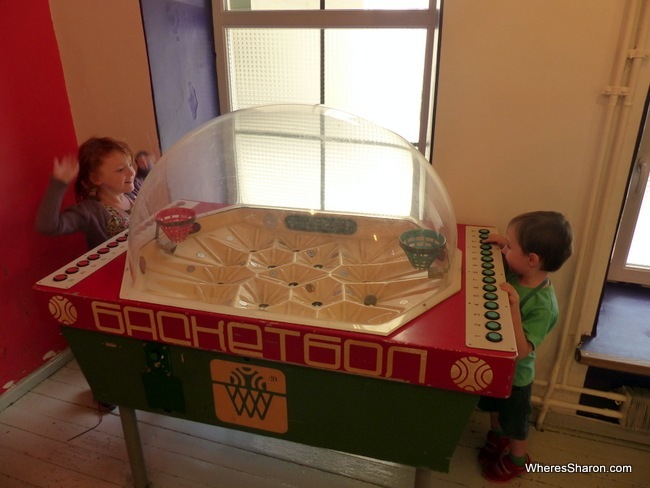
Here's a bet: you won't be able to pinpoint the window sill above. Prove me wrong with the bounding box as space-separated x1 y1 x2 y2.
576 282 650 377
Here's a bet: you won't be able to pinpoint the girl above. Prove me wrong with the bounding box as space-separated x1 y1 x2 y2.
36 137 140 249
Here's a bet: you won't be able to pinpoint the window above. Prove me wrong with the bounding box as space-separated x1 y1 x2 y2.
212 0 440 214
213 0 440 156
608 97 650 285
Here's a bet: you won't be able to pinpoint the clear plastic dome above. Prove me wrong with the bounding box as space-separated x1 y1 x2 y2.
120 105 460 335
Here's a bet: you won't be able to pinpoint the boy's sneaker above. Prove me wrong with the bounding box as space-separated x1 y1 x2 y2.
482 453 531 483
478 430 510 466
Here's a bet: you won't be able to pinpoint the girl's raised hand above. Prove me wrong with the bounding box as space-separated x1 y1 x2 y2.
52 155 79 184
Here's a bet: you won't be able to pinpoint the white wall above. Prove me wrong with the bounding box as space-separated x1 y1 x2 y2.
434 0 650 393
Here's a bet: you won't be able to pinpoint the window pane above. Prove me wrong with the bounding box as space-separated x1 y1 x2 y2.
226 29 321 108
233 110 413 215
323 142 413 216
236 134 322 209
227 28 426 143
324 29 426 143
626 176 650 269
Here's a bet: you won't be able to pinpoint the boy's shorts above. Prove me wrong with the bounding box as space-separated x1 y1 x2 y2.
477 383 532 440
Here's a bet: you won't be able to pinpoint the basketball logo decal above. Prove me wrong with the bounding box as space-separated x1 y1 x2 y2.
48 296 78 325
450 356 493 392
211 359 288 433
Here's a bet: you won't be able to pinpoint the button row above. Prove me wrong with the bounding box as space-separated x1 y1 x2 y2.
478 228 503 343
52 234 128 282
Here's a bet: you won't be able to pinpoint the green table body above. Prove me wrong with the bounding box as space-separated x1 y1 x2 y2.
63 326 477 472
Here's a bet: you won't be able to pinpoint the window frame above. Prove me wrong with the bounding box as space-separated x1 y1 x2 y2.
608 98 650 286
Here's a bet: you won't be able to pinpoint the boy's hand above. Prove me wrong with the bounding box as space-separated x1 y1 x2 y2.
483 233 507 249
500 281 531 359
500 282 520 309
52 155 79 184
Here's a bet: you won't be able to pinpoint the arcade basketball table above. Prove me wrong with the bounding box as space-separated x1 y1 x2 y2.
35 105 517 487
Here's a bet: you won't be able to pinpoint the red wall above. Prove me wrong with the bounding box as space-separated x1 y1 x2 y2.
0 2 85 392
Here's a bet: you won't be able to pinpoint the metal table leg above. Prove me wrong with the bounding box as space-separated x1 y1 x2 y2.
119 406 150 488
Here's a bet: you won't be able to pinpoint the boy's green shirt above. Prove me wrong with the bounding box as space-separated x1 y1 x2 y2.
508 273 559 387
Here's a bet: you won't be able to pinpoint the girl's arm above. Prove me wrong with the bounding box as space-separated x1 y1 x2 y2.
35 157 86 237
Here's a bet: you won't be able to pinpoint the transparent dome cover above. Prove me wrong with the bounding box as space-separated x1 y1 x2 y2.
120 105 460 335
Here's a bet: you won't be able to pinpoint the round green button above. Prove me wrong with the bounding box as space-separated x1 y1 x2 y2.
484 301 499 310
486 332 503 343
485 321 501 331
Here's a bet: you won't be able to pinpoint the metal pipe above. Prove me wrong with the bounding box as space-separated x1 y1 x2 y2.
535 379 628 403
534 396 625 420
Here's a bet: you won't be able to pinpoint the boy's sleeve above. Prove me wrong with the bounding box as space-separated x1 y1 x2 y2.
521 293 558 350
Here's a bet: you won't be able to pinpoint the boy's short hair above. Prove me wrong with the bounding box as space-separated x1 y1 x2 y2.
509 211 573 272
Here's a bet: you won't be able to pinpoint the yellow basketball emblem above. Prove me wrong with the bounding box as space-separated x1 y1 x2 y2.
211 359 288 433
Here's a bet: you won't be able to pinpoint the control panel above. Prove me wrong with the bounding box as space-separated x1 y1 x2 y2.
35 230 129 289
465 226 516 352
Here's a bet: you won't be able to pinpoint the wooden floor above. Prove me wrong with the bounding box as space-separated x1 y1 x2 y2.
0 360 648 488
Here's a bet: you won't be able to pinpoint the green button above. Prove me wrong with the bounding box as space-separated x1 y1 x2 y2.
486 332 503 343
483 276 496 284
483 284 497 292
485 311 500 320
482 269 495 277
484 301 499 310
482 262 495 270
483 292 498 301
485 321 501 331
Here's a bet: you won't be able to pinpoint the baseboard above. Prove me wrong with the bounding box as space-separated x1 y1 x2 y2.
0 349 73 412
532 408 650 450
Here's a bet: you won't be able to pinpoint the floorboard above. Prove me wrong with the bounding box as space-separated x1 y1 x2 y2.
1 360 648 488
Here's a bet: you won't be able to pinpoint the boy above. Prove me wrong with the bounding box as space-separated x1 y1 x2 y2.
478 211 573 482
